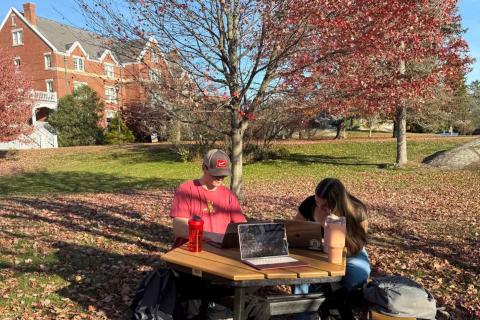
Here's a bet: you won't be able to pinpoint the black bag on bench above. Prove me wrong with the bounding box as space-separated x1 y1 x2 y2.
363 276 436 319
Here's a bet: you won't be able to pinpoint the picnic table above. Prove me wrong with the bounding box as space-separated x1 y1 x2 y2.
161 243 346 320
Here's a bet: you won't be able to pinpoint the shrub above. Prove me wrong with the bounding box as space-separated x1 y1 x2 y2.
104 115 135 144
170 144 205 163
48 86 104 147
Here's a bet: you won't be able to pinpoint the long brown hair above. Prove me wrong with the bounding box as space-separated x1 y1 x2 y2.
315 178 367 256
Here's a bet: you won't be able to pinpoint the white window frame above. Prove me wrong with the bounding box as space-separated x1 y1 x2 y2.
13 57 21 69
151 49 159 63
105 86 117 104
149 69 160 82
104 63 115 78
11 14 16 26
73 56 85 72
45 79 54 93
44 53 52 70
12 29 23 46
73 81 87 91
106 110 117 120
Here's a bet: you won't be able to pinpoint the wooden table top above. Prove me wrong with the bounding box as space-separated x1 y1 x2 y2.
161 243 346 282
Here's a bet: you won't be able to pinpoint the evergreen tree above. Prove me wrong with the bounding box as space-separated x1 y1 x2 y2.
48 86 104 146
104 115 135 144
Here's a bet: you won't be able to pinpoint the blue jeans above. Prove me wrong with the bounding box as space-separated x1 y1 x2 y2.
293 248 371 319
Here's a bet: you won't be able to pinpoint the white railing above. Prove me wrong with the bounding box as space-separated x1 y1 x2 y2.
0 125 58 150
34 91 57 103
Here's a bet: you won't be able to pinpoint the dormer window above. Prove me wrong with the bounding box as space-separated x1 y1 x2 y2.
12 29 23 46
73 57 84 71
104 64 114 78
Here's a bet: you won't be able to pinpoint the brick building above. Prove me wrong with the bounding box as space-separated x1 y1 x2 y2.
0 2 186 130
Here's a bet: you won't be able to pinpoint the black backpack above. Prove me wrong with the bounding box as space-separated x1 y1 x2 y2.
129 268 184 320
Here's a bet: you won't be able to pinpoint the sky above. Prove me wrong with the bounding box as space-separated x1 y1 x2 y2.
1 0 480 83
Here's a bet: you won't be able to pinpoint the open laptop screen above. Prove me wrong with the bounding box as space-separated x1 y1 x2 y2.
238 223 289 259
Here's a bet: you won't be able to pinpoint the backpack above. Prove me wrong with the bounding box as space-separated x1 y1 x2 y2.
363 276 437 319
129 268 184 320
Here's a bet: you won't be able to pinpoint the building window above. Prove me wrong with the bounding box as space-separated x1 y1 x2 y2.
45 80 54 93
105 86 117 103
44 54 52 69
151 49 159 63
12 29 23 46
106 110 116 124
14 57 21 69
11 14 16 26
149 69 160 82
73 57 84 71
104 64 114 78
73 81 87 91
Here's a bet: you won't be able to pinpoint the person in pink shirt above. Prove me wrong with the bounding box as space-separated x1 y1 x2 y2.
169 149 246 319
170 149 246 248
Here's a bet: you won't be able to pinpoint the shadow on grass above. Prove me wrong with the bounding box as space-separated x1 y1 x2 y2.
0 241 163 319
1 193 176 318
1 196 174 246
66 144 181 165
0 171 183 196
281 153 385 167
0 150 15 160
368 205 479 275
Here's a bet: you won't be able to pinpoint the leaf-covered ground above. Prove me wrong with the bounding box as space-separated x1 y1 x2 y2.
0 136 479 319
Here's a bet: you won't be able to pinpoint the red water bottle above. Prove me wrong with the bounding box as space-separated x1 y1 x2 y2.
188 215 204 252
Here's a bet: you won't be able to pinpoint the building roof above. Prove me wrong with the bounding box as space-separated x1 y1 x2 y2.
35 16 145 64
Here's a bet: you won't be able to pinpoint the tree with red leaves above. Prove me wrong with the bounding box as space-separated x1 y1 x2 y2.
76 0 324 196
0 49 34 142
286 0 471 166
76 0 470 195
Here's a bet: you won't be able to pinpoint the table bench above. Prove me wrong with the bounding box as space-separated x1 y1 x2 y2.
161 244 346 319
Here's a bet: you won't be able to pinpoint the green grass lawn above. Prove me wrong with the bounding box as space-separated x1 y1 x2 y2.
0 136 472 196
0 135 479 319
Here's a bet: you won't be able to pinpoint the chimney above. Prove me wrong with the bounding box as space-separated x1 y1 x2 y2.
23 3 36 27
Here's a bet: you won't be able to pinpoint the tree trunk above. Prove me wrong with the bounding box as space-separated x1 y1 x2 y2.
168 120 181 144
395 106 407 167
230 126 244 197
395 52 407 166
335 118 346 139
392 118 397 138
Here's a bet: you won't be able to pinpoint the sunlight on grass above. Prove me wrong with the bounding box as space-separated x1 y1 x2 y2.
0 137 474 196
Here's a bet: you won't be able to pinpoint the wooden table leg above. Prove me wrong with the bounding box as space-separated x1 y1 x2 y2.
233 287 246 320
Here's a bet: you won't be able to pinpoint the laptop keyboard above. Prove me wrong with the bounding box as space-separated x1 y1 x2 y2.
247 256 298 265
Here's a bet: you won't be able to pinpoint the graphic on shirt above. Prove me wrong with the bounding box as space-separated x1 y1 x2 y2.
203 200 215 214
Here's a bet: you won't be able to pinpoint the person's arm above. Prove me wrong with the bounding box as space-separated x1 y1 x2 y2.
294 211 307 221
173 217 224 243
172 217 189 239
229 190 247 223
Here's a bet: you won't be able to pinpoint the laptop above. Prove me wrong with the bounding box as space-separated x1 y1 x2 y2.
207 222 245 249
282 220 324 250
238 223 309 270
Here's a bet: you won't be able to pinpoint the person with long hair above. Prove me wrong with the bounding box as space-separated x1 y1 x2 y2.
294 178 370 319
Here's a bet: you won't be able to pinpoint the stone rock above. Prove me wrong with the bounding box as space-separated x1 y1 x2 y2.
424 138 480 169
